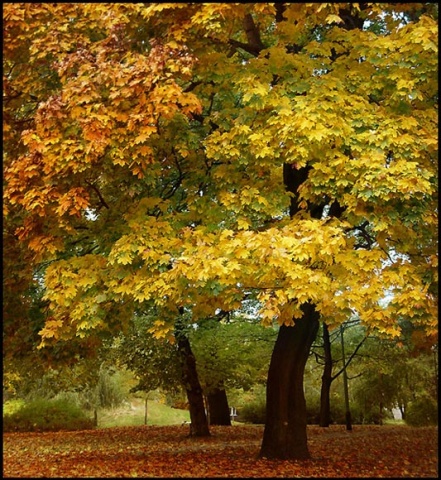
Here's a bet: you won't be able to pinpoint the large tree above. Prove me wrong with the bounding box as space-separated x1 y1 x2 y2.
3 3 438 459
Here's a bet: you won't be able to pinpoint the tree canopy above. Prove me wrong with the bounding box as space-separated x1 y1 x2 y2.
4 2 437 346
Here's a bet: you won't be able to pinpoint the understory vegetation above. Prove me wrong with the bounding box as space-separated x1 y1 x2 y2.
3 339 437 433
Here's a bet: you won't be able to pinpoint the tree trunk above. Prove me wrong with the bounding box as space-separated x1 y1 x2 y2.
379 402 384 425
175 316 210 437
399 404 406 421
207 386 231 426
144 396 148 425
259 303 320 460
340 325 353 431
319 323 333 427
185 373 210 436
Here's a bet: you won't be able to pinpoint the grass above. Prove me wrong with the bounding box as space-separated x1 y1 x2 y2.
384 418 406 426
3 396 191 431
97 397 190 428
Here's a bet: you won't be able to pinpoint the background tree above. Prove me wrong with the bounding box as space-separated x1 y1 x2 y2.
312 319 367 427
116 309 276 426
190 313 277 425
3 3 438 460
351 325 438 425
304 322 438 426
190 316 233 427
114 307 210 436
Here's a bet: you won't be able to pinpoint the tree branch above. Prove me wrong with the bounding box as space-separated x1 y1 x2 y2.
228 13 265 57
85 181 110 210
331 335 368 381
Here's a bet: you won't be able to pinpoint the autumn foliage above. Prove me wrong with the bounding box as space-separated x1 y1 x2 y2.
3 2 438 462
3 3 437 341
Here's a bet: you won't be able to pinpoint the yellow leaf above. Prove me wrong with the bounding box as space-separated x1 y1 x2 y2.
325 14 343 24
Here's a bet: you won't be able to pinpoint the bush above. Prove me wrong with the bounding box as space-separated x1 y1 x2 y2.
3 399 26 416
3 397 95 432
305 394 321 424
305 391 395 425
96 368 128 409
239 399 266 424
405 397 438 426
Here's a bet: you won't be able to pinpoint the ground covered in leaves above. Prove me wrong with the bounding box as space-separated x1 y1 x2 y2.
3 424 438 478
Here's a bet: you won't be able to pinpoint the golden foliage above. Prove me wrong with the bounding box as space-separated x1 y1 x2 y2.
3 3 437 343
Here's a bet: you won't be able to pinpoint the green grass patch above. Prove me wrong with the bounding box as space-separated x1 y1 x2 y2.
383 418 405 426
3 396 190 431
97 397 190 428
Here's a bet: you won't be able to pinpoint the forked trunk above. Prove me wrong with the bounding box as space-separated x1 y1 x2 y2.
259 303 319 460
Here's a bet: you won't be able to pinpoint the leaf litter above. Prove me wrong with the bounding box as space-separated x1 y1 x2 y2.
3 424 438 478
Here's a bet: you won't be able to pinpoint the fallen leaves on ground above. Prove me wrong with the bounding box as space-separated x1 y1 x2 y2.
3 424 438 478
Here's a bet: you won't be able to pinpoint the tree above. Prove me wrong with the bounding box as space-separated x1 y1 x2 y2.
3 3 438 460
115 309 210 436
350 324 438 424
312 320 367 427
175 310 210 436
116 310 276 427
190 314 277 425
115 315 183 397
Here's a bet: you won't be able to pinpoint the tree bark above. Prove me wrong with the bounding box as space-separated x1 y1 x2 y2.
257 3 365 461
259 303 320 460
319 323 332 427
175 316 210 437
207 386 231 426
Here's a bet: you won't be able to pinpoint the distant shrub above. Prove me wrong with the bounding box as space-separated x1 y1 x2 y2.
305 393 395 425
239 399 266 424
3 399 26 416
96 368 128 409
405 397 438 427
3 397 95 432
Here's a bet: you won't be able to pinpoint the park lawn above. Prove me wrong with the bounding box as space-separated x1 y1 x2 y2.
3 424 437 478
96 397 191 428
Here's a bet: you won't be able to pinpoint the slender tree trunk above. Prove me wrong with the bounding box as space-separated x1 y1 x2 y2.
319 323 333 427
399 404 406 421
340 325 352 431
207 386 231 426
175 316 210 437
259 303 320 460
144 396 148 425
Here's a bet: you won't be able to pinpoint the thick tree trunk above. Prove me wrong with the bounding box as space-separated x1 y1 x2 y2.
256 1 363 462
259 303 320 460
319 323 333 427
207 386 231 426
185 374 210 436
175 316 210 437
